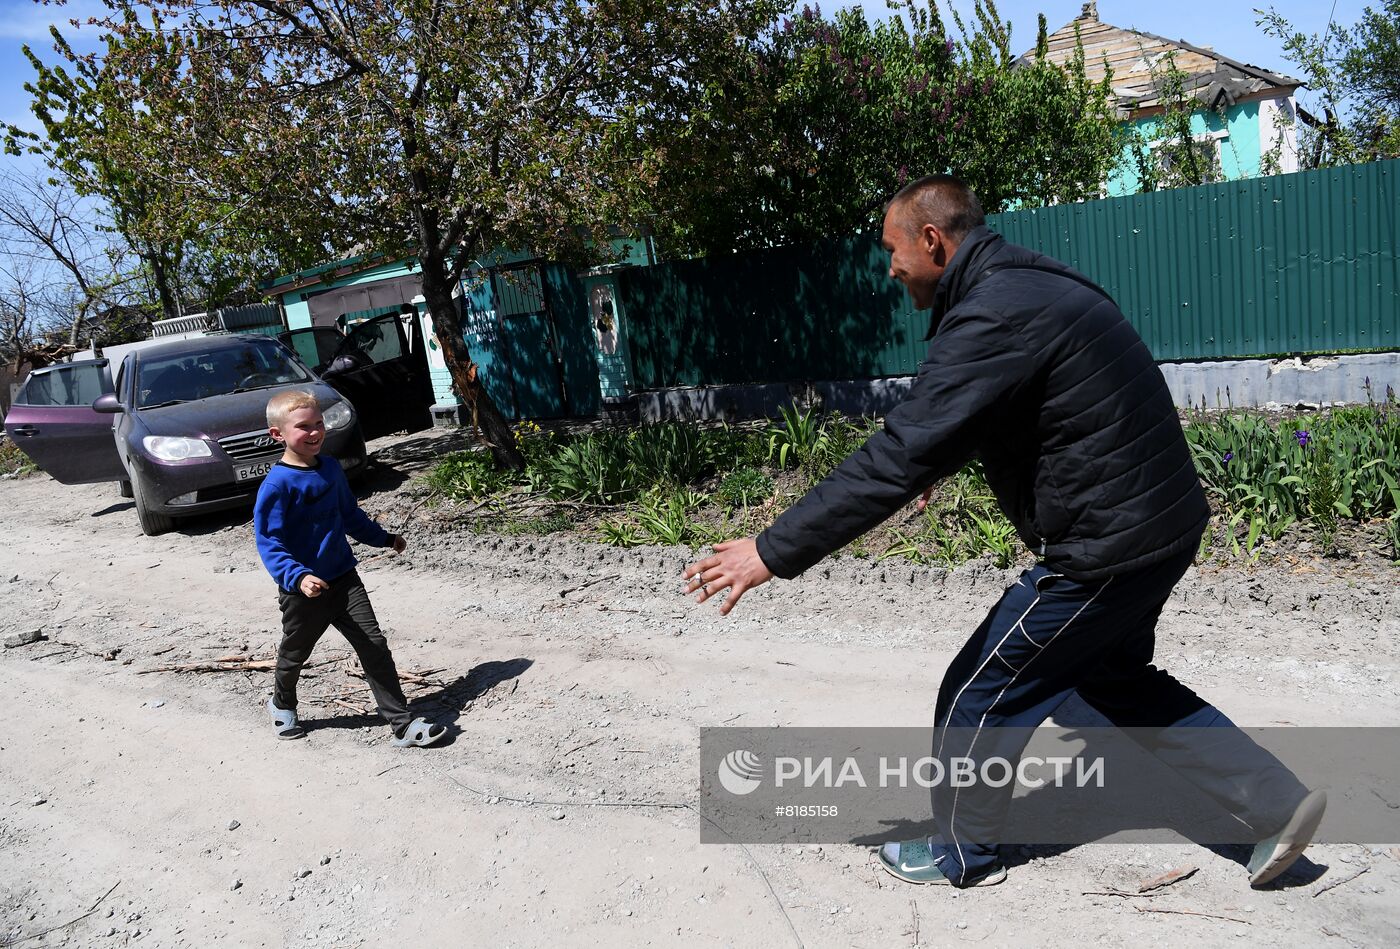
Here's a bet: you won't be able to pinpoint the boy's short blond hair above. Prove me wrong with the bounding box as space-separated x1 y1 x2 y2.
267 390 321 429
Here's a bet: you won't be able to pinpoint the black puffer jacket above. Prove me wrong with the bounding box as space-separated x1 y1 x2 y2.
756 226 1210 581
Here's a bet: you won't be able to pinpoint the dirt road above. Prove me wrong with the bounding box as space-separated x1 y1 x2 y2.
2 430 1398 947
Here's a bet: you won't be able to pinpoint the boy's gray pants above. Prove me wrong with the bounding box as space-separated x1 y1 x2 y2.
274 570 412 731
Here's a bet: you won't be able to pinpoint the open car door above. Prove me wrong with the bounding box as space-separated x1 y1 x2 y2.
280 312 433 439
3 359 126 483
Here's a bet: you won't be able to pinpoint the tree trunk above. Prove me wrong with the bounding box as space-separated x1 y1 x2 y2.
418 263 526 471
147 250 181 322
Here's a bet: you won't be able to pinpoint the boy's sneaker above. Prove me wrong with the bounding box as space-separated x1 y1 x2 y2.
1247 789 1327 886
267 696 305 740
392 717 447 748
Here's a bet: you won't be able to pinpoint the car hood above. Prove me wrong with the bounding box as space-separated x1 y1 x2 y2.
135 382 345 440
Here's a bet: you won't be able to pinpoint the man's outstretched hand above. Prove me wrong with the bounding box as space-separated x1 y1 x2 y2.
683 537 775 616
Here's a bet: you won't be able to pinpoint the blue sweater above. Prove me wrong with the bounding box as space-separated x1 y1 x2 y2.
253 456 392 593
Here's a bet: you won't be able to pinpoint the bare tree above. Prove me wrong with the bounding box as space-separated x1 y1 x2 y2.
0 168 143 372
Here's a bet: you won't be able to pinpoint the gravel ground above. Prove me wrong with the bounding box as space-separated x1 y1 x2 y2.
1 427 1397 948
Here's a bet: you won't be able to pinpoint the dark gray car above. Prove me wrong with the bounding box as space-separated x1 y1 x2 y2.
4 334 365 535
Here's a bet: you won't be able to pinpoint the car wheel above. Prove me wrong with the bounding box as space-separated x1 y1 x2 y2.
131 475 176 536
118 479 134 498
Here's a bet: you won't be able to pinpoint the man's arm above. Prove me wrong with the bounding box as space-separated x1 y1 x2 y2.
685 308 1033 613
757 308 1033 578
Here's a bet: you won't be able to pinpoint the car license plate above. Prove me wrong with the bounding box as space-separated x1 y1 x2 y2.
235 459 276 482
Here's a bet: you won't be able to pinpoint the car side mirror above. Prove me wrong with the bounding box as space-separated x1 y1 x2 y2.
92 393 123 414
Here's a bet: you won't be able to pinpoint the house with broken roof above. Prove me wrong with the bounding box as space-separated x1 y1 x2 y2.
1033 2 1306 195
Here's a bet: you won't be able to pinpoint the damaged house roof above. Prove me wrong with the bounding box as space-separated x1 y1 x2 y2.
1025 2 1304 118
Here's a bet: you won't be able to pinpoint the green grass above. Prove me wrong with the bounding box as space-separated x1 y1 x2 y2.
0 439 37 478
424 403 1400 566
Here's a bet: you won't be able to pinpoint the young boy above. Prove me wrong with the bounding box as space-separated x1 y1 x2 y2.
253 390 446 747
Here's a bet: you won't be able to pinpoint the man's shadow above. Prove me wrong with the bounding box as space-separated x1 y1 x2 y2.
311 657 533 747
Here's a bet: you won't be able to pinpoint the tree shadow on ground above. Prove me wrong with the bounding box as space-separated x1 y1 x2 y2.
354 458 409 497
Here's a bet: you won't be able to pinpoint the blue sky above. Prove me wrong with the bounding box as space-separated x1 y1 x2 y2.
0 0 1373 163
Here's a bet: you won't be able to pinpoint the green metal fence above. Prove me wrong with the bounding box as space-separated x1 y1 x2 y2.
621 159 1399 389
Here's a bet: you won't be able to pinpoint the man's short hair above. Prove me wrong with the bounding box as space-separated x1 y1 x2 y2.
888 174 986 243
267 389 320 429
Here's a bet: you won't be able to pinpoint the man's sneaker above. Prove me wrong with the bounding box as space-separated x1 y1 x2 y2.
877 837 1007 887
1247 789 1326 886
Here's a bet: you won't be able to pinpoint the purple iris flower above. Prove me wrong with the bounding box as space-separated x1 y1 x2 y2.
1223 451 1234 464
1294 430 1311 449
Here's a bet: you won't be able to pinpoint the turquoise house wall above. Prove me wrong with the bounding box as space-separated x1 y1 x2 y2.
1106 101 1268 196
270 236 650 419
456 267 512 414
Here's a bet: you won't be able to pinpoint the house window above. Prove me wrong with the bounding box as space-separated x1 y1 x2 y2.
1153 128 1228 182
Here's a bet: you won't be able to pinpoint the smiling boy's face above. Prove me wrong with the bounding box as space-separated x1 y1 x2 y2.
271 405 325 461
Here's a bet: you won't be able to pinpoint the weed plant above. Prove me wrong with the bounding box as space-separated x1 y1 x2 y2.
765 405 879 482
716 467 775 509
425 450 509 501
426 401 1400 566
1186 396 1399 558
0 438 37 478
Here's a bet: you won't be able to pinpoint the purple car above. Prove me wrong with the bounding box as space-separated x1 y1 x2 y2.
4 334 365 535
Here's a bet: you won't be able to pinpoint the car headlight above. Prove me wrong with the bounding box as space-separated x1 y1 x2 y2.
323 400 354 431
143 435 213 461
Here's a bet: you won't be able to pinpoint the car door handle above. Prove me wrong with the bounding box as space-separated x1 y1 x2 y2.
11 425 37 436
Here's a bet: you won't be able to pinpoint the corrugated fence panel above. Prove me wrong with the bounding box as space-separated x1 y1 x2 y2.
620 235 921 389
989 160 1398 360
622 159 1398 387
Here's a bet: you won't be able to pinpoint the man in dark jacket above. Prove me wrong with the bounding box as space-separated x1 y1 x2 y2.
684 174 1323 889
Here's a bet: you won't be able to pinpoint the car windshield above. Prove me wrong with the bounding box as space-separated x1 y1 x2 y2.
134 343 311 408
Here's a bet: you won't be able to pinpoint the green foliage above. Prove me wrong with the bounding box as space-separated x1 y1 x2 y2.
599 487 717 547
7 16 306 318
531 424 729 504
428 405 1400 564
766 404 826 472
1121 52 1227 193
598 517 647 547
765 405 876 480
1186 403 1400 557
499 513 573 536
14 0 781 469
1306 451 1342 555
874 464 1018 568
1259 1 1400 167
716 467 775 509
641 0 1120 255
536 436 636 504
426 451 511 501
0 439 37 478
921 464 1018 567
625 424 725 487
632 489 716 547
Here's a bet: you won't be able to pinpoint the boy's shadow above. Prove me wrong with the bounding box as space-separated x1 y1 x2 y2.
312 657 533 747
411 657 534 734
